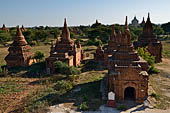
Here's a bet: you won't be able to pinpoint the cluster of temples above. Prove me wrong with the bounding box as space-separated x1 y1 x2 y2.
5 26 33 67
107 17 149 103
95 17 149 103
3 14 162 104
46 19 84 74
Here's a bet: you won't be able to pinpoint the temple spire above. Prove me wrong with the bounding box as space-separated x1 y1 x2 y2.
143 13 153 33
2 24 6 28
62 18 70 40
16 26 23 36
124 16 130 34
111 25 116 41
117 27 122 44
125 16 128 28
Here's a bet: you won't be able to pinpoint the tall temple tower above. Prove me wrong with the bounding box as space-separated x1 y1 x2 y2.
46 19 83 74
5 26 33 67
106 17 149 103
135 13 162 63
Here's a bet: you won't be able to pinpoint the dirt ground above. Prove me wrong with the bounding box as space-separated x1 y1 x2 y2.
0 78 41 113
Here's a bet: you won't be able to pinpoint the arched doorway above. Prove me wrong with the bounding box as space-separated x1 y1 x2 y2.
124 87 136 100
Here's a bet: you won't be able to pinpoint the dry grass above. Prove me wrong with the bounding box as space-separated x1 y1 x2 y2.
0 44 51 65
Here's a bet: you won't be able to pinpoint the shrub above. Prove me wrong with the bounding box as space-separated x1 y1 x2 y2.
117 105 127 111
151 93 160 100
54 61 81 75
85 39 102 46
33 51 45 62
81 60 100 72
137 47 159 73
54 80 73 92
78 102 89 111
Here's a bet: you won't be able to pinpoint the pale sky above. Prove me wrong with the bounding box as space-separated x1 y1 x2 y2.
0 0 169 27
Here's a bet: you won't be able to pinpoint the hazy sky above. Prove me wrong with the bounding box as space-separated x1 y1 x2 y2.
0 0 169 27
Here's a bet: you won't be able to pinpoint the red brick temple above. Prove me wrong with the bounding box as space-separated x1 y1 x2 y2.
107 17 149 103
135 13 162 63
5 26 33 67
46 19 84 74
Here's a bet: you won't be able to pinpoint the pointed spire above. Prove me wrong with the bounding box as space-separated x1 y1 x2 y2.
125 16 128 28
2 24 6 28
143 13 153 33
117 27 122 44
143 17 145 22
62 18 70 40
64 18 67 28
124 16 130 34
111 25 116 41
148 13 150 20
96 19 99 24
16 26 23 36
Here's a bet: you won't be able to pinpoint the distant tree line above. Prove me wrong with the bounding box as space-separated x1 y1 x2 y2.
0 22 169 47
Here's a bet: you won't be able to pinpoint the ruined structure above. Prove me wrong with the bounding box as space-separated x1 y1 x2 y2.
46 19 83 74
5 26 33 67
107 17 149 103
1 24 9 32
135 13 162 63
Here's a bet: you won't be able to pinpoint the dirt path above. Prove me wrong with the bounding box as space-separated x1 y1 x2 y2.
48 104 170 113
156 58 170 75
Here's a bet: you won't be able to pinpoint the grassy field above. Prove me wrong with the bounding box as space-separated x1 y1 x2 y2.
0 71 106 113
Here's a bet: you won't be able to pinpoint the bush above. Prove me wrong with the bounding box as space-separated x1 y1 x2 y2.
78 102 89 111
54 80 73 92
54 61 81 75
151 93 160 100
137 47 159 73
81 60 100 72
117 105 127 111
85 39 102 46
33 51 45 62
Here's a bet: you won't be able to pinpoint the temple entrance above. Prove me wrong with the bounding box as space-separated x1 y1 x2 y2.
124 87 136 100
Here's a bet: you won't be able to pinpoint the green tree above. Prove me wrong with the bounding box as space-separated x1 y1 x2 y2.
137 47 159 73
33 51 44 62
0 30 11 46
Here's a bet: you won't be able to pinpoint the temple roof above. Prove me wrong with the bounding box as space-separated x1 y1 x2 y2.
12 26 28 46
143 13 153 33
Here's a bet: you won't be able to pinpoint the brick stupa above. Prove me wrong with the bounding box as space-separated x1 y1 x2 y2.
135 13 162 63
1 24 9 32
107 17 149 103
21 25 27 32
5 26 33 67
46 19 83 74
